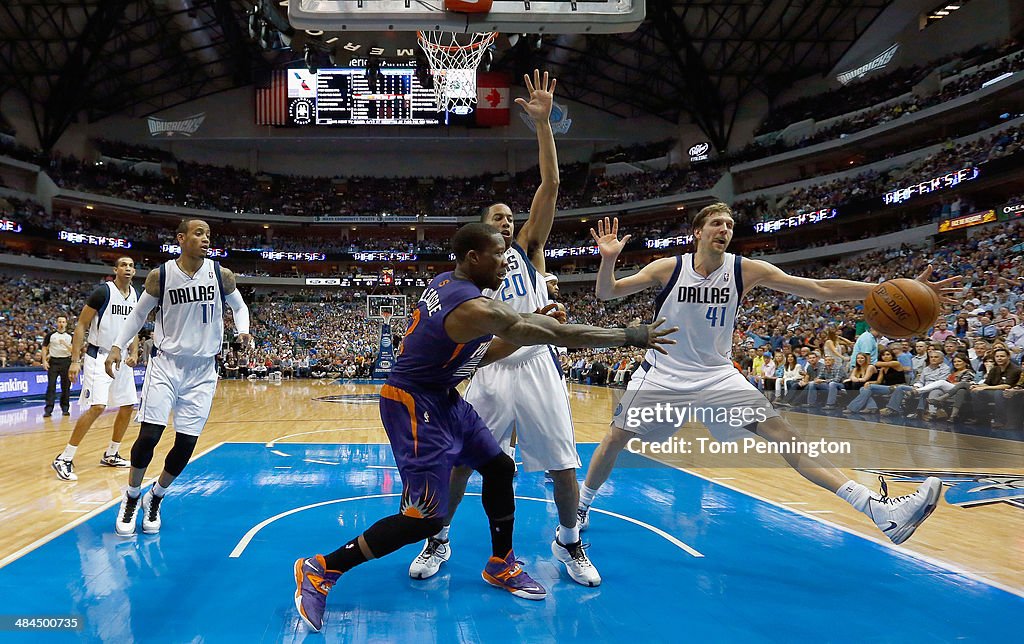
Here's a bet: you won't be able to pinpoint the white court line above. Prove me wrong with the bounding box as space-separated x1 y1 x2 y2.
266 427 380 447
229 493 703 559
304 458 339 466
271 450 290 457
0 441 227 571
366 465 398 470
651 457 1024 599
274 466 292 470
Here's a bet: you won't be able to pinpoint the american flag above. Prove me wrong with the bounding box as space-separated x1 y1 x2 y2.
255 70 287 125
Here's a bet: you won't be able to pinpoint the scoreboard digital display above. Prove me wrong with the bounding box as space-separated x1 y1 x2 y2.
287 67 457 126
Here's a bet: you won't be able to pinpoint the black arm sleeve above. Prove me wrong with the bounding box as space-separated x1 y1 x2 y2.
43 331 54 347
85 285 108 311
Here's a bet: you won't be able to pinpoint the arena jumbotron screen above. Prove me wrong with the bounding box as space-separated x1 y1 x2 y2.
286 67 462 126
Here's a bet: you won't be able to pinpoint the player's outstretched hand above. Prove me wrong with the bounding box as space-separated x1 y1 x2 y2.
536 303 567 324
514 69 556 123
629 318 678 355
105 346 122 378
914 264 962 304
589 217 631 259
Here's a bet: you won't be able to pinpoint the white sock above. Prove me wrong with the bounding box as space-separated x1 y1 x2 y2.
836 480 876 513
579 484 599 508
153 482 169 498
434 525 450 541
126 485 141 499
558 523 580 545
107 441 121 456
60 444 78 461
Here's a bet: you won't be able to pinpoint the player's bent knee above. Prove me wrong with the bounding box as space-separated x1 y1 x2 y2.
130 422 165 469
753 416 796 442
607 424 635 448
477 452 515 482
363 514 445 558
164 432 199 476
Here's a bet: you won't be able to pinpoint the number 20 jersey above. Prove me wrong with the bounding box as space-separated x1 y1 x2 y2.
481 240 549 364
645 253 744 385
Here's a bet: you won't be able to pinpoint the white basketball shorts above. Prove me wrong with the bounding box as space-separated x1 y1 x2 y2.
137 350 218 436
79 351 138 408
464 348 580 473
612 362 780 443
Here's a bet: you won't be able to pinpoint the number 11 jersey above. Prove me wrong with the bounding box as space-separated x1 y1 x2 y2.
154 258 225 357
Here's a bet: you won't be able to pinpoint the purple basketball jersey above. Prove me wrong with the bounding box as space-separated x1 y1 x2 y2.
389 272 493 390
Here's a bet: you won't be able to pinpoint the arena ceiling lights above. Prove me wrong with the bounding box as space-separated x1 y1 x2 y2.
924 1 968 26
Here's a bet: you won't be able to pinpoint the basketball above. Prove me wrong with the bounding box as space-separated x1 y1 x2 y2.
863 279 941 338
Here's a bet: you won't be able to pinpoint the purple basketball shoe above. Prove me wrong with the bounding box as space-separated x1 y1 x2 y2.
293 555 342 632
481 550 547 600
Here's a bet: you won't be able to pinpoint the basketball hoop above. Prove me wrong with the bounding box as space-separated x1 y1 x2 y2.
380 310 393 327
417 30 497 112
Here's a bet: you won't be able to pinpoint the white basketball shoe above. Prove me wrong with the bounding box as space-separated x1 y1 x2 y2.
408 537 451 579
551 528 601 587
866 476 942 545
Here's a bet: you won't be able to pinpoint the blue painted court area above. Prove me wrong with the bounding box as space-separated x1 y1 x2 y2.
0 443 1019 642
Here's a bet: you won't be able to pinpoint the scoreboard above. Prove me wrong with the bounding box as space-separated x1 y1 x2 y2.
287 67 458 126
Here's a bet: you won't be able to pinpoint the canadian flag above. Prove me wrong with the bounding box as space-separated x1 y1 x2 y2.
475 72 510 126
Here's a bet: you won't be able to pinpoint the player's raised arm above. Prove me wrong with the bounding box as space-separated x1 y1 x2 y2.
447 296 676 354
741 259 961 303
515 69 559 271
105 268 160 377
590 217 675 300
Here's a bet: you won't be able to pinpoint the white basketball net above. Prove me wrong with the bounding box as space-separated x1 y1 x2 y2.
417 31 497 112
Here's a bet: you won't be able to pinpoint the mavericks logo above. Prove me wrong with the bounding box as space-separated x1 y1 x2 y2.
147 113 205 137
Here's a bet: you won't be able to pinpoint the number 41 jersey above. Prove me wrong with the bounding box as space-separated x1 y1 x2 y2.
645 253 745 385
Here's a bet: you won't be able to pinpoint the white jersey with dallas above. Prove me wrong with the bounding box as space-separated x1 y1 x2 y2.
481 240 550 363
155 258 225 357
644 253 744 385
88 282 140 351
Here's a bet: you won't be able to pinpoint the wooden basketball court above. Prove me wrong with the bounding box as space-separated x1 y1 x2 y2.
0 380 1021 639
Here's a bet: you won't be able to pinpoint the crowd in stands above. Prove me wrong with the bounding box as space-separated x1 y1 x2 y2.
8 119 1019 263
756 39 1023 136
592 139 677 164
0 277 92 369
733 122 1024 224
3 212 1023 428
92 139 175 164
558 219 1024 429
